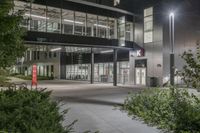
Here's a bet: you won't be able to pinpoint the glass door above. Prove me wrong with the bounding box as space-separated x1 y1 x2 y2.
135 68 146 85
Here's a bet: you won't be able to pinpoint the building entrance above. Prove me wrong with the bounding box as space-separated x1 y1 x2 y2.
135 59 147 86
135 68 146 85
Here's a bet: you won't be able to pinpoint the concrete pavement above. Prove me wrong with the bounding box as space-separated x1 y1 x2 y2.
42 80 160 133
11 79 161 133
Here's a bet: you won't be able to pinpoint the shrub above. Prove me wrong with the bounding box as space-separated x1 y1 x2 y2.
0 88 75 133
0 69 10 87
123 87 200 133
0 74 10 87
177 42 200 91
0 69 9 76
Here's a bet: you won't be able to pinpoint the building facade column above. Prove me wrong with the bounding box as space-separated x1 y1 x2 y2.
129 50 135 85
113 49 118 86
90 48 94 84
60 47 66 79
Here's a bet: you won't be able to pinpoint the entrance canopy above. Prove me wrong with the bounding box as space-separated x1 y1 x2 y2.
25 31 142 50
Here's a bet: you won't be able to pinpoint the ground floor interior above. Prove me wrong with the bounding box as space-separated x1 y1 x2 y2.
13 45 153 86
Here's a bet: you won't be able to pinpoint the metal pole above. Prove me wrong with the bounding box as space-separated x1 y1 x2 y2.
169 13 175 86
90 48 94 84
113 49 118 86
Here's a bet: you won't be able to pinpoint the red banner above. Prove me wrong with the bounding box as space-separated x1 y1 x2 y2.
32 65 37 86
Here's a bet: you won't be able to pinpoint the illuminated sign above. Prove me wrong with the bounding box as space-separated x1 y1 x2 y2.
136 49 145 57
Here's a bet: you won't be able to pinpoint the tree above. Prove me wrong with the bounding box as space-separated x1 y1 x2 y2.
0 0 26 68
178 41 200 91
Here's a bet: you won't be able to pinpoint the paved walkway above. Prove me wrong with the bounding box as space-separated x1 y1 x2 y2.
8 79 160 132
28 80 160 133
8 79 200 133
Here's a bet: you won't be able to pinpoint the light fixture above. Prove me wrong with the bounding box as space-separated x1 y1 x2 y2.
25 13 49 20
100 50 114 54
50 47 62 52
94 24 110 28
64 19 84 24
169 12 174 18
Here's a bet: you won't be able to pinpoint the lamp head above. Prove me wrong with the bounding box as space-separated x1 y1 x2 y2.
169 12 174 17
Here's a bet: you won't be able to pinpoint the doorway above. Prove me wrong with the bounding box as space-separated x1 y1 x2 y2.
135 68 146 85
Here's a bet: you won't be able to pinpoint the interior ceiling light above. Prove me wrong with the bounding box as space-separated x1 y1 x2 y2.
64 19 84 24
25 13 49 19
100 50 114 54
94 24 110 28
50 47 62 52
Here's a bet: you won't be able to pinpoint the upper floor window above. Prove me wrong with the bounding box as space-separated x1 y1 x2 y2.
144 7 153 43
14 0 134 41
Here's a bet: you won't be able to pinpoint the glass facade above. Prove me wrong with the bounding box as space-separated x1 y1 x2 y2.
30 4 46 32
62 9 74 34
16 44 130 84
14 0 30 29
75 12 86 35
94 63 113 83
47 6 61 33
13 0 133 85
66 62 129 84
66 64 90 81
118 62 129 84
14 0 133 41
87 14 98 37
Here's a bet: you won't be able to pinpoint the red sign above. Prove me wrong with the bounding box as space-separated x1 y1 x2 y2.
136 49 145 57
32 65 37 86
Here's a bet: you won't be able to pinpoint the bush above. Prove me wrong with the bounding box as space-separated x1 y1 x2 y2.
177 42 200 91
0 88 75 133
0 69 9 76
123 87 200 133
0 69 11 87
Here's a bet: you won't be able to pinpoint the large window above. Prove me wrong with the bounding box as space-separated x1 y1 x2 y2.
74 12 86 36
108 18 116 39
62 9 74 34
30 4 46 32
87 14 97 37
94 63 113 83
47 7 61 33
15 1 134 41
98 16 108 38
14 1 30 29
144 7 153 43
118 16 125 46
126 22 133 41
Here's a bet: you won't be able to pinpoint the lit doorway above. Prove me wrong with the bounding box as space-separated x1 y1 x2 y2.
135 59 147 86
135 68 146 85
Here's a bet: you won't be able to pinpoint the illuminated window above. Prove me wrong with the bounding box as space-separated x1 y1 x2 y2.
144 7 153 17
118 16 125 46
114 0 120 6
144 7 153 43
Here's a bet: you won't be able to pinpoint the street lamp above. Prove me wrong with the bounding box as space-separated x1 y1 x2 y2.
169 12 175 86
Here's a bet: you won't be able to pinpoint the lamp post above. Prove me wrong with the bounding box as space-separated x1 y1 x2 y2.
169 12 175 86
